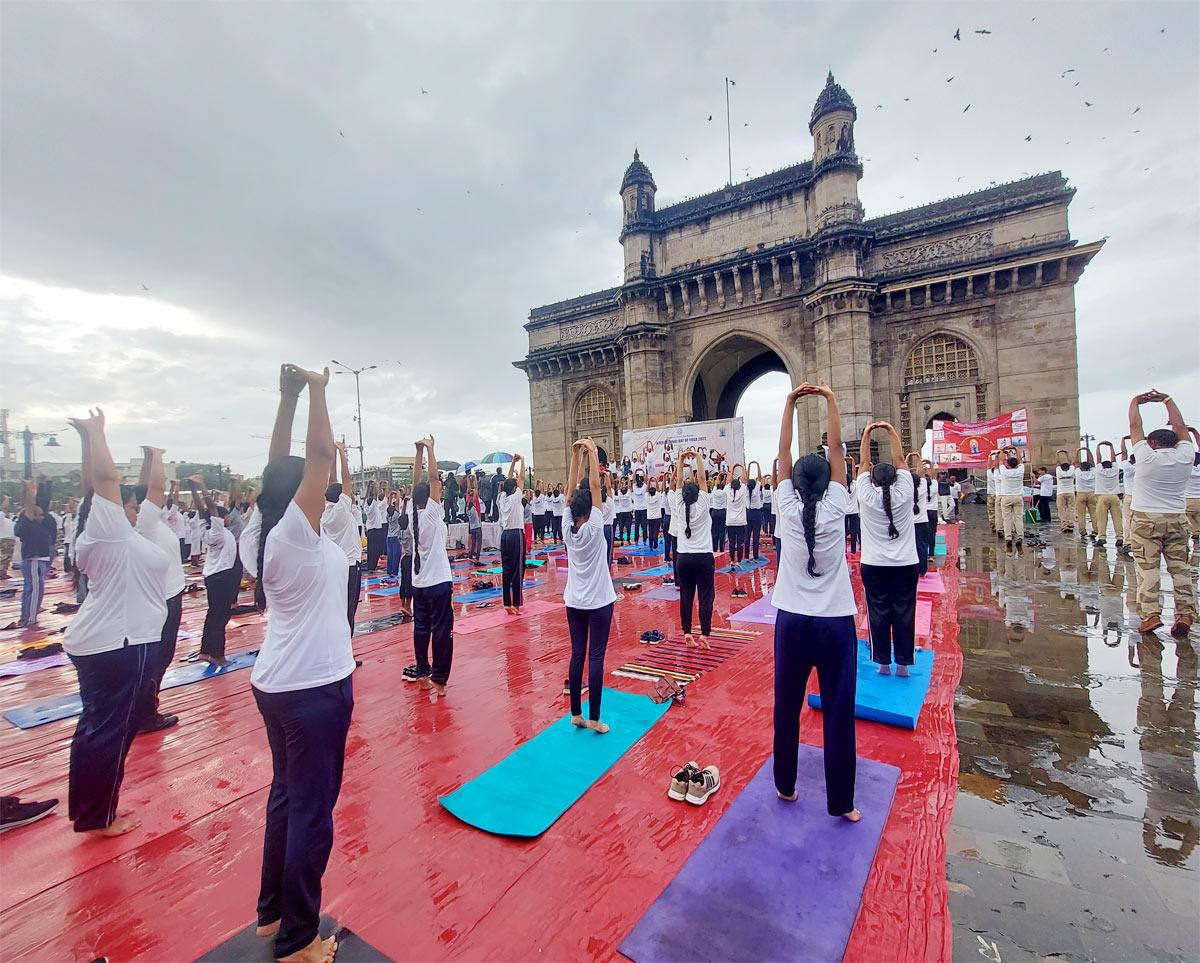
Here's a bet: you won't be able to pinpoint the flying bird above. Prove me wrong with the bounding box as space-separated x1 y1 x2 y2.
962 103 971 113
913 156 919 162
1133 129 1140 133
876 104 883 110
957 176 964 182
1073 82 1080 87
932 47 938 53
141 284 149 291
954 28 960 40
708 115 713 121
903 97 910 102
421 88 428 94
946 76 954 82
338 129 344 137
975 28 992 34
743 122 749 127
1084 101 1093 107
1024 134 1032 141
1061 68 1075 77
1132 106 1140 114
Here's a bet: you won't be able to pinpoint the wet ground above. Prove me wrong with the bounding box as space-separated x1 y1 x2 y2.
948 505 1199 963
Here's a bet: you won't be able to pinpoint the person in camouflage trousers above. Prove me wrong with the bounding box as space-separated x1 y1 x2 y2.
1126 390 1195 638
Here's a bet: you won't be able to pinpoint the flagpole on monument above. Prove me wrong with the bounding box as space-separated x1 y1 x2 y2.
725 76 735 186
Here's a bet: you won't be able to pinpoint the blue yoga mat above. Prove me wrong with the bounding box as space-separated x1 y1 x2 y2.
453 579 543 604
808 642 935 729
623 546 663 557
717 556 771 574
3 649 260 729
619 749 899 963
370 577 464 596
638 563 675 578
439 688 670 837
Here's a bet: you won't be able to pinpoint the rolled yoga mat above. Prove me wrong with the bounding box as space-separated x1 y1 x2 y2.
619 748 899 963
196 915 391 962
439 688 670 838
808 640 935 730
3 649 259 729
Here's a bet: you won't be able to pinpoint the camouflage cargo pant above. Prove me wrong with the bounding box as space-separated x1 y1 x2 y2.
0 537 12 579
986 495 997 531
1129 511 1195 619
1187 498 1200 537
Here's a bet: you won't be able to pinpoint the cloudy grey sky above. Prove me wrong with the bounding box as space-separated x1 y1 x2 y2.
2 1 1197 475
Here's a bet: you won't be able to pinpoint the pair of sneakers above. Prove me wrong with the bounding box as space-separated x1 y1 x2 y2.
668 761 720 806
402 664 431 684
640 629 665 645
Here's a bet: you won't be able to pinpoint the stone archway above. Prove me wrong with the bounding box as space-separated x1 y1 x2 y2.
688 333 792 422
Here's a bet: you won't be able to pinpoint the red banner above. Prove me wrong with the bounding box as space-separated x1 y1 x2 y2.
931 408 1028 468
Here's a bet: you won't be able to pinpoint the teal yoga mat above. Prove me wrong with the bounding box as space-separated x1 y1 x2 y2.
439 688 670 837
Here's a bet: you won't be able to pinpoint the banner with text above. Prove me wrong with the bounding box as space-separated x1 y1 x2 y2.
931 408 1029 468
622 417 745 479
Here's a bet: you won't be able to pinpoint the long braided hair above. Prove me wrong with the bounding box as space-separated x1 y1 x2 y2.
682 481 700 538
792 454 831 578
871 462 900 538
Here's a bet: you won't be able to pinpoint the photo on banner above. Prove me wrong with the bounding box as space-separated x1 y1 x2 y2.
930 408 1029 468
621 417 746 478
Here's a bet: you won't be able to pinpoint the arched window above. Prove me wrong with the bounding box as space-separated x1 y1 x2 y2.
574 387 616 429
904 333 979 387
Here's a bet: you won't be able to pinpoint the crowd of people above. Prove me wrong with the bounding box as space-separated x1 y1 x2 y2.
1 368 1196 963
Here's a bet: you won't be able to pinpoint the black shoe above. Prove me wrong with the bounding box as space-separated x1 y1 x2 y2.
0 796 59 834
403 663 429 683
139 713 179 734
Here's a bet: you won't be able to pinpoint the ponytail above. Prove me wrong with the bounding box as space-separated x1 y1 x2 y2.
792 454 831 578
254 455 306 611
871 463 899 538
682 481 699 539
412 482 430 575
911 475 921 516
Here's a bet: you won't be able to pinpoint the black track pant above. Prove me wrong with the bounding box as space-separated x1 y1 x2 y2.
135 591 182 728
648 517 662 552
365 527 385 573
914 521 930 578
201 559 243 660
500 528 525 607
676 552 715 637
346 562 362 633
926 509 939 556
845 514 860 553
860 562 920 666
412 581 454 685
727 524 748 564
748 508 762 558
567 603 613 721
710 509 727 551
633 509 648 543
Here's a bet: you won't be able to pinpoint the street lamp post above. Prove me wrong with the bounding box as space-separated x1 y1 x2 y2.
1080 432 1095 456
331 360 377 483
22 426 62 480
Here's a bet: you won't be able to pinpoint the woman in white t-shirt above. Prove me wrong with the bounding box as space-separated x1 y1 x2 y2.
709 475 728 553
599 474 616 565
64 409 172 838
613 479 633 545
1054 450 1077 535
668 449 714 648
496 456 527 614
645 479 664 553
747 465 765 562
406 436 456 687
725 466 749 571
562 438 618 733
857 421 919 675
530 484 547 545
843 457 860 555
906 455 934 577
187 475 242 668
549 485 566 543
1093 442 1123 547
761 476 774 538
249 365 354 963
631 475 649 546
772 382 860 821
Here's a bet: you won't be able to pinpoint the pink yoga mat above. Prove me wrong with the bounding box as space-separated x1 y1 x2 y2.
916 598 933 637
916 572 946 595
454 599 563 635
730 594 778 625
0 652 70 677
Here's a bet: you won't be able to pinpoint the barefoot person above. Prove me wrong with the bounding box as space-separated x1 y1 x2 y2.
772 382 860 821
496 455 527 615
1126 390 1195 637
668 448 715 649
250 364 354 963
563 437 617 733
320 440 363 633
404 437 455 693
65 409 172 837
857 421 919 677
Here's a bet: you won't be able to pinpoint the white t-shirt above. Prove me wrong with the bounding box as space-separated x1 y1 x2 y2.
1188 461 1200 499
1038 473 1054 497
251 501 355 694
710 487 727 510
985 469 997 495
562 508 618 610
1055 466 1076 494
239 506 263 578
772 480 856 618
917 475 937 513
749 485 764 510
1075 468 1096 494
550 493 566 516
600 495 615 525
845 479 859 515
726 486 748 526
67 494 172 655
532 493 547 514
950 482 961 501
763 486 773 507
669 489 714 554
165 505 187 540
410 498 453 587
136 500 186 598
613 491 633 513
321 494 362 565
202 517 238 576
631 485 648 511
1094 465 1120 496
1130 440 1195 513
497 490 524 530
1119 459 1135 495
0 513 13 539
646 491 664 519
364 498 387 530
856 470 918 567
997 465 1025 496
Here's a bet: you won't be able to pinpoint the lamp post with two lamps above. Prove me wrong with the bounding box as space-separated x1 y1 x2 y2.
330 360 376 482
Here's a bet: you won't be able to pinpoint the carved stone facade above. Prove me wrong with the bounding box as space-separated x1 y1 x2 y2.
516 73 1104 480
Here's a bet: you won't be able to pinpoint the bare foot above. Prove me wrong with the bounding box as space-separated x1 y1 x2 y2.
278 934 338 963
698 635 711 650
586 719 610 733
777 790 798 801
877 664 892 675
571 714 588 728
419 676 433 689
841 808 862 822
430 681 446 696
256 920 280 938
897 665 910 677
85 814 139 838
199 654 232 668
683 633 695 647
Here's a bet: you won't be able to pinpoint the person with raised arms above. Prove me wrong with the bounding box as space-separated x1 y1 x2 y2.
645 474 664 554
725 464 749 571
1074 447 1098 540
772 381 860 821
321 439 363 632
985 451 999 536
1093 441 1123 548
631 471 649 546
906 454 933 578
249 364 354 963
496 455 527 614
562 437 618 734
187 474 242 667
857 420 919 676
1126 390 1194 637
996 447 1030 552
747 463 764 561
549 483 566 544
63 409 172 838
843 457 861 555
709 471 728 553
668 448 715 649
404 437 455 691
1055 449 1077 535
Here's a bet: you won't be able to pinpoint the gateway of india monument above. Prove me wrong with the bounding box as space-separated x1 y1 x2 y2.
515 72 1104 479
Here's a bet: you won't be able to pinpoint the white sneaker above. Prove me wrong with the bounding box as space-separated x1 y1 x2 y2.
686 765 721 805
669 761 700 801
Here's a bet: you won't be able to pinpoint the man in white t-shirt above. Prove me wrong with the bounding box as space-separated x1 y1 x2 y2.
1126 390 1194 637
985 454 999 533
1055 454 1077 535
996 451 1028 550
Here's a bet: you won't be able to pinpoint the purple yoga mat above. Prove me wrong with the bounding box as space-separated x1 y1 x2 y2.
729 593 778 625
619 748 899 963
641 585 680 601
0 652 71 677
